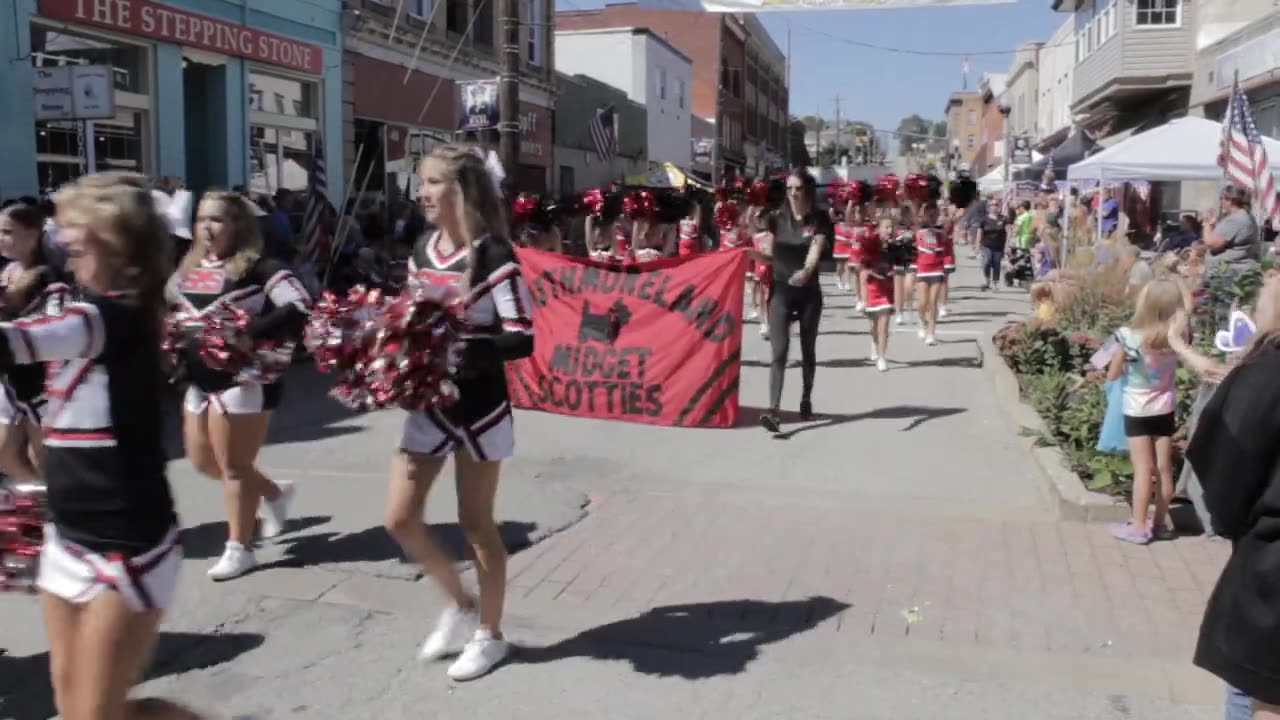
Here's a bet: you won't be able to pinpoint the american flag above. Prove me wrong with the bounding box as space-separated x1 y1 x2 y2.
590 106 618 161
1220 81 1279 225
301 136 332 264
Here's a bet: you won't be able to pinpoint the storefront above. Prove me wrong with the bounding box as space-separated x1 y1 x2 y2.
0 0 343 202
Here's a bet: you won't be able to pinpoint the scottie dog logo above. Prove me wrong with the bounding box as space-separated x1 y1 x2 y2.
578 298 633 345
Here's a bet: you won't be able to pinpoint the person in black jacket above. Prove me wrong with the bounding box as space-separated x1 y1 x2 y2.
1186 271 1280 718
384 144 534 683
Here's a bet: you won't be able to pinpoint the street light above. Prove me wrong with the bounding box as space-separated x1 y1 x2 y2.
998 103 1012 211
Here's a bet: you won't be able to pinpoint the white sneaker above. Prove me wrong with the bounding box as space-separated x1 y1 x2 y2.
259 480 295 539
447 629 510 681
925 334 938 346
759 323 769 338
207 542 256 581
916 327 926 340
895 314 904 326
747 309 759 320
870 344 879 362
876 357 888 372
938 305 950 318
855 301 866 314
419 606 478 662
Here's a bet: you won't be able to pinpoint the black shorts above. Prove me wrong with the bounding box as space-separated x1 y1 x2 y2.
1124 412 1175 438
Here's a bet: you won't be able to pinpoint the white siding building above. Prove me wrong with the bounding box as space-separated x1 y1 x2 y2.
555 27 693 167
1037 16 1076 150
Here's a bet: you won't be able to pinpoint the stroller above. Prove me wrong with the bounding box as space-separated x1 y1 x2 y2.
1004 247 1034 288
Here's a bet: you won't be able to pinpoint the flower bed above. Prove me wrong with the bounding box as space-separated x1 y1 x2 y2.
993 254 1273 498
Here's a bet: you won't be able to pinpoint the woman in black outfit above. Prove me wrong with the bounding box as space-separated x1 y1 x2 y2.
1185 271 1280 719
757 169 829 433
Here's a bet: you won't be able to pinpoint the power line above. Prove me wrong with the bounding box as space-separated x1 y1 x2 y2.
790 22 1075 58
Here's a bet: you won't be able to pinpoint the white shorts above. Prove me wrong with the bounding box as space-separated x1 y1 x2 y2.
37 525 183 612
400 402 514 461
184 382 283 415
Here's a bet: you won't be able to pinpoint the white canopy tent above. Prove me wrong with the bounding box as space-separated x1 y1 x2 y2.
976 151 1045 194
1066 116 1280 182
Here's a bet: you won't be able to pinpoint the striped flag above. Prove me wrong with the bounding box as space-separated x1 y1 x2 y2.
302 135 332 264
1221 81 1279 225
590 106 618 161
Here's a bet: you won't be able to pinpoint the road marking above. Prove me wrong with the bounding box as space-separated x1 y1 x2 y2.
891 329 984 335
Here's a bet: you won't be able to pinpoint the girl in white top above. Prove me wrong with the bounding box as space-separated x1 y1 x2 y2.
1107 277 1184 545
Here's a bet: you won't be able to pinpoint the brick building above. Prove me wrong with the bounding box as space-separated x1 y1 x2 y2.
556 3 787 182
944 91 983 171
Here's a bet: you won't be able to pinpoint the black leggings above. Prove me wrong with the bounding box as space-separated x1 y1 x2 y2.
768 284 822 411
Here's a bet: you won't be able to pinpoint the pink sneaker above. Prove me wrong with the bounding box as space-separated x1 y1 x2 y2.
1109 522 1151 545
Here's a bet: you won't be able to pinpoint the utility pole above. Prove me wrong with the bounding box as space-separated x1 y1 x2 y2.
498 0 521 196
832 96 842 166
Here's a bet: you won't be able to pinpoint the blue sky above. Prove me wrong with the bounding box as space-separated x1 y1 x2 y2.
554 0 1066 135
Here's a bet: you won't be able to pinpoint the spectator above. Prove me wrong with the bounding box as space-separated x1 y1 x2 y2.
1156 214 1202 254
1202 185 1262 271
1014 201 1035 251
1100 192 1120 237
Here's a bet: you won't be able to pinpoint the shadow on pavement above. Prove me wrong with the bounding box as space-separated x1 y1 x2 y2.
246 521 539 572
161 364 364 460
0 631 264 720
181 515 334 559
516 596 848 679
737 404 966 438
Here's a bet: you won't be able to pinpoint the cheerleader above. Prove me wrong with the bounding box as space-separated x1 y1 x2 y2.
677 201 701 257
938 206 960 317
841 192 871 313
385 144 534 681
892 205 918 326
831 206 852 292
584 196 629 264
913 202 951 346
170 191 311 581
13 174 208 720
0 202 70 481
864 214 897 372
512 195 563 253
751 212 774 339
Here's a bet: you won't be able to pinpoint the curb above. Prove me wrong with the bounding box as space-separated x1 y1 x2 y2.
979 332 1130 524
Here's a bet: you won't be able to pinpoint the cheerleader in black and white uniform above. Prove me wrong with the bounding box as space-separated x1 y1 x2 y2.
168 191 311 581
12 174 207 720
384 145 535 682
0 202 70 481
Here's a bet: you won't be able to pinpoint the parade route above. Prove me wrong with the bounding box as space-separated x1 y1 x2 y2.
0 259 1231 720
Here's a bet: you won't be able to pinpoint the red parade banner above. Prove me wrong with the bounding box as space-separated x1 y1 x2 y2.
506 248 748 428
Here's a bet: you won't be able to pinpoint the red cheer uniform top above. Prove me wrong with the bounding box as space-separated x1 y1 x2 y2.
914 225 948 278
941 220 957 269
677 219 700 257
861 229 895 310
849 223 873 266
832 224 854 260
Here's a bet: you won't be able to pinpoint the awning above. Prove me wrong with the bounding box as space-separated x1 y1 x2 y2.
625 162 714 190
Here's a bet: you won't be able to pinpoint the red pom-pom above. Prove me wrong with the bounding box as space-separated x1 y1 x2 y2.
874 174 900 203
744 180 768 207
580 188 604 217
714 200 740 230
625 189 655 220
903 173 929 204
512 194 539 227
163 305 292 384
307 284 468 412
0 482 47 593
714 185 731 203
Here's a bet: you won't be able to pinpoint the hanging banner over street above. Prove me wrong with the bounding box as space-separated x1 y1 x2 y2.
638 0 1012 11
505 248 747 428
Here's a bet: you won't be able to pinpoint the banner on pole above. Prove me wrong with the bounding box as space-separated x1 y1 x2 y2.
637 0 1012 11
505 248 748 428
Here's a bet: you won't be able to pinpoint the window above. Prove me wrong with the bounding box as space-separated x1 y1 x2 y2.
967 135 975 150
407 0 431 17
31 26 152 187
677 78 686 110
657 66 667 101
446 0 468 35
248 71 320 196
523 0 543 65
1135 0 1180 27
967 109 977 125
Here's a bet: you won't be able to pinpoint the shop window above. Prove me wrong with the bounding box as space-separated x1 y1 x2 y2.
447 0 468 35
523 0 543 66
31 24 151 188
248 70 320 196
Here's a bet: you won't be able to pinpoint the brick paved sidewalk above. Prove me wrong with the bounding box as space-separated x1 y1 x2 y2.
504 487 1231 706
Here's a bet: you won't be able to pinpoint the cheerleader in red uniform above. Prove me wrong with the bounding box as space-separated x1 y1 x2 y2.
913 202 950 346
938 206 960 317
677 193 702 257
751 211 774 339
841 186 871 313
892 204 918 327
831 204 853 292
864 214 897 372
584 193 629 264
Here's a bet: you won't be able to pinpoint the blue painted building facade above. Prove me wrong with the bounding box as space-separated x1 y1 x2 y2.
0 0 343 203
